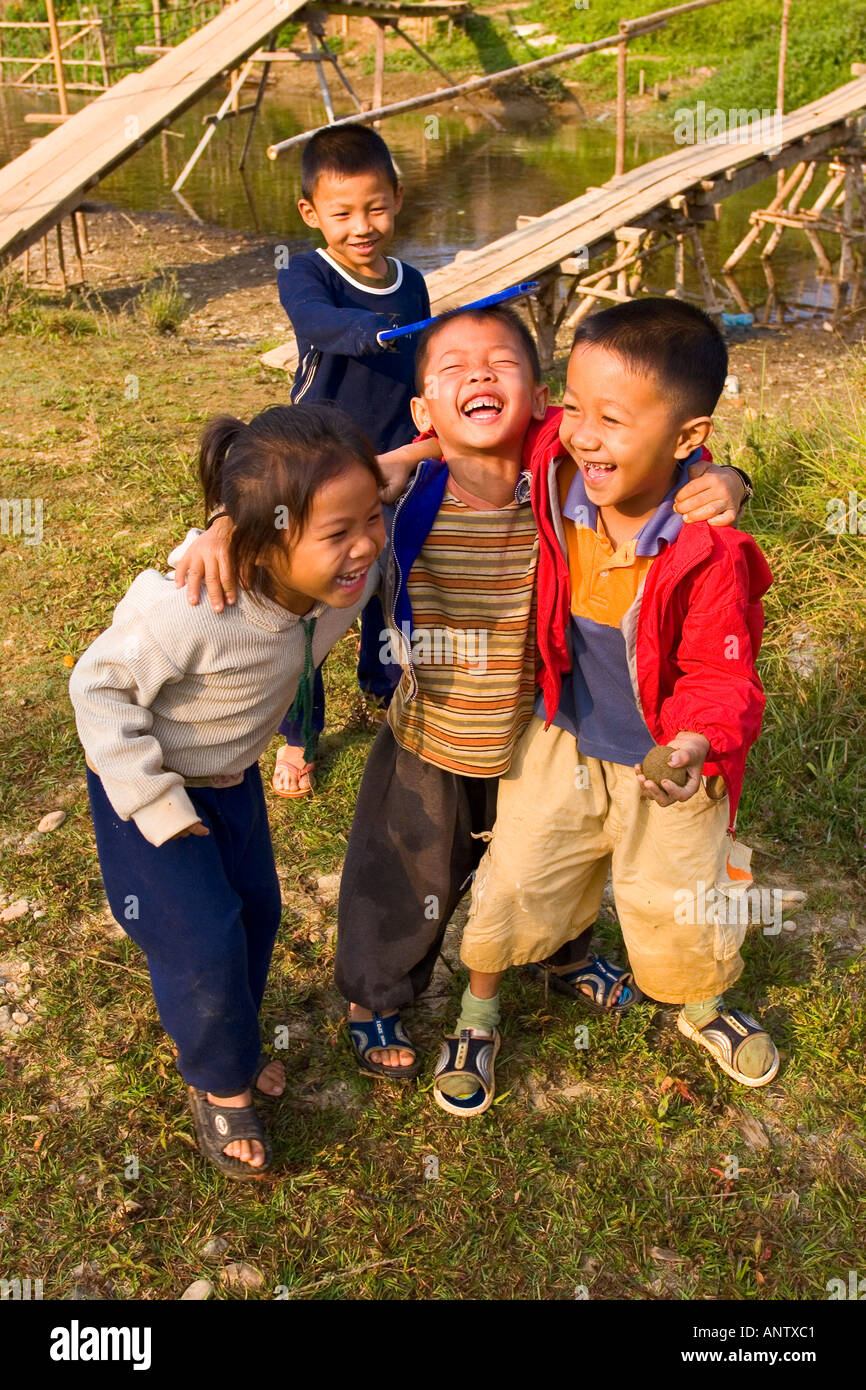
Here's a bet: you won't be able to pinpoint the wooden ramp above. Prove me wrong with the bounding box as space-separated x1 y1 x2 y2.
0 0 308 265
425 76 866 312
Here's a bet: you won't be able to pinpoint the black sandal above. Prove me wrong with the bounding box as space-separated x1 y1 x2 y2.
187 1087 273 1180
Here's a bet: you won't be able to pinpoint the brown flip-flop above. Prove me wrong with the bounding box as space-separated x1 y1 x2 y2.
272 744 316 799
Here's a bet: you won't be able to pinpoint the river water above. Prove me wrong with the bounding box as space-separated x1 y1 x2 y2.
0 83 836 316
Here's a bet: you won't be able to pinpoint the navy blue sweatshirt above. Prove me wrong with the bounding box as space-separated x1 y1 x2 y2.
277 248 431 453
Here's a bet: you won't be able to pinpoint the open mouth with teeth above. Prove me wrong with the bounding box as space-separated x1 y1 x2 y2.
579 458 618 485
461 394 505 423
334 567 369 591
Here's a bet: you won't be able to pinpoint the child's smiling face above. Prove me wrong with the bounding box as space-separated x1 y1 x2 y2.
560 343 712 517
267 464 385 614
411 317 548 460
298 170 403 279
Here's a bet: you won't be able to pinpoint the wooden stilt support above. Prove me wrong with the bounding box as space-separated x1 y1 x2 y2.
308 23 337 124
75 208 89 255
173 57 256 192
723 160 808 271
722 271 751 315
306 14 365 112
674 233 685 298
69 213 85 283
529 273 559 370
387 20 504 132
372 20 386 123
55 222 67 290
687 225 723 316
239 41 275 171
835 158 857 319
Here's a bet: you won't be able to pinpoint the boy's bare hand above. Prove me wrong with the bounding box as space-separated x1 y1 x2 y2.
173 516 236 610
675 462 745 527
634 732 711 805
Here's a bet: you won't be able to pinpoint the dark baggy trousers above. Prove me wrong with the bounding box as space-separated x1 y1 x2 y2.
334 724 499 1012
87 765 282 1095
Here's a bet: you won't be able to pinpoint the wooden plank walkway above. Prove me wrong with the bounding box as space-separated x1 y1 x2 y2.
0 0 311 264
425 76 866 311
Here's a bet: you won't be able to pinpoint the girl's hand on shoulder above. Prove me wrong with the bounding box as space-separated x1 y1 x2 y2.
675 461 745 527
173 516 237 610
634 732 711 806
168 820 209 839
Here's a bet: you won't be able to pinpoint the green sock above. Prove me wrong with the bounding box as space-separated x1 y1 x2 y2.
684 995 775 1079
438 988 500 1099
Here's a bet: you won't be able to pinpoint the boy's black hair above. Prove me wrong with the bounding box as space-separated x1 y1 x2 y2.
571 297 728 418
199 403 382 600
300 125 399 202
413 305 542 395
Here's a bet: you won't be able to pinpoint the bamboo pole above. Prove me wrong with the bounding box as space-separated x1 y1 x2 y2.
776 0 791 193
372 19 385 120
95 18 110 90
615 31 628 176
44 0 69 115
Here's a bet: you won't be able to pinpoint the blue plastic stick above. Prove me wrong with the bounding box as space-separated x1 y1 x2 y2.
377 280 540 343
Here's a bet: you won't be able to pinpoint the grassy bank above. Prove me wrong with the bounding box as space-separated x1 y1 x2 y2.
0 280 864 1300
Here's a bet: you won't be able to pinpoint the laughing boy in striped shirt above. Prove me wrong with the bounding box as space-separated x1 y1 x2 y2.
336 305 749 1084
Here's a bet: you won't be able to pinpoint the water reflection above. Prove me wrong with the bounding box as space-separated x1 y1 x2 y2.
0 82 840 313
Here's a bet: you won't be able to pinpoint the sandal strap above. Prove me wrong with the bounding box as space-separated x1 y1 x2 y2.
204 1100 266 1146
696 1008 768 1069
560 954 635 1007
434 1029 497 1096
349 1012 414 1062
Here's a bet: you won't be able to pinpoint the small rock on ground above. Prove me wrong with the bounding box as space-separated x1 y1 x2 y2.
37 810 66 833
181 1279 214 1301
199 1235 229 1260
222 1262 264 1292
0 900 28 923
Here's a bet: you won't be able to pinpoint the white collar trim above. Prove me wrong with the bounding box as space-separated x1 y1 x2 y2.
316 246 404 295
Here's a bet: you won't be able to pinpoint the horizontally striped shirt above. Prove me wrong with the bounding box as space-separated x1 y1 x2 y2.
388 471 539 776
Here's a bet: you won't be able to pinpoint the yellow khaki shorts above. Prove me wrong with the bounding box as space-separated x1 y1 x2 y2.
461 716 745 1004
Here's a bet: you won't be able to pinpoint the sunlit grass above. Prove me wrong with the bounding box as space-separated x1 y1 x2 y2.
0 289 864 1300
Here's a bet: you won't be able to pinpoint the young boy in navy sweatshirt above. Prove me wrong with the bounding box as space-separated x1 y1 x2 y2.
279 126 432 795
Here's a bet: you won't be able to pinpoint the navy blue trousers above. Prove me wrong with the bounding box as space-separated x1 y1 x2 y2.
87 765 282 1094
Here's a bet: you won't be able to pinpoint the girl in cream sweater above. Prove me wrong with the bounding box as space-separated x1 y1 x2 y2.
70 402 384 1178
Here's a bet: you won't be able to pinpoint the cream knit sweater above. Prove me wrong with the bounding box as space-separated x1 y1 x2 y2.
70 533 379 846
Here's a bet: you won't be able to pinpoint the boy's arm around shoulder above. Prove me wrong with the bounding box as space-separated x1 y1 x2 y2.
278 253 394 357
69 580 203 846
657 529 772 759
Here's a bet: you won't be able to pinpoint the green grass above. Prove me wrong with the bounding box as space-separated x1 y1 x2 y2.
137 275 189 335
1 284 865 1300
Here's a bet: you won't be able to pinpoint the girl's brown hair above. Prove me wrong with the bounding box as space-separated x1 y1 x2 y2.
199 403 382 598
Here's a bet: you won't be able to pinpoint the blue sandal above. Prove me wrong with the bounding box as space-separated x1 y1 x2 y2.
432 1029 501 1117
348 1011 420 1081
526 954 641 1014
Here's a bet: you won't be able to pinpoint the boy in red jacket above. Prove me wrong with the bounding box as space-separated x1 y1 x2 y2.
434 298 777 1115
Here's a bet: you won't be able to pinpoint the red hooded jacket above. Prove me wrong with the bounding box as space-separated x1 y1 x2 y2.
526 409 772 830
